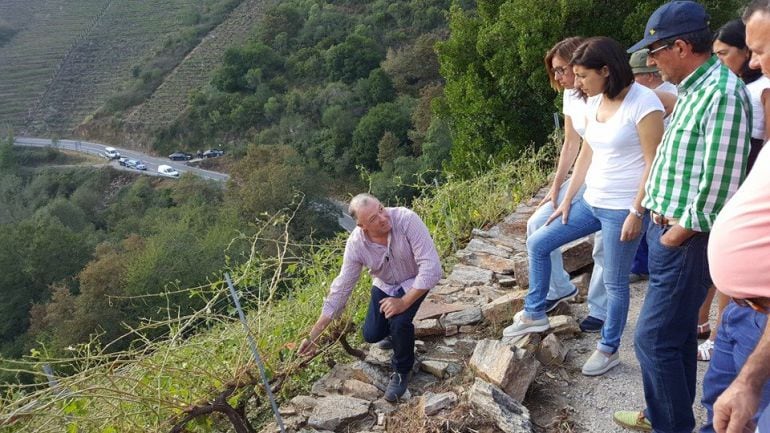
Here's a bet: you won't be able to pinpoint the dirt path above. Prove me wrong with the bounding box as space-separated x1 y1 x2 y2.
527 280 712 432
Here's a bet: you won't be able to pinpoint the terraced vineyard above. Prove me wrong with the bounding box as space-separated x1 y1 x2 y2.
123 0 274 135
23 0 213 136
0 0 109 131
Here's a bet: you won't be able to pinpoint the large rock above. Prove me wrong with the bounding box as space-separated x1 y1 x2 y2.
464 238 513 257
547 315 581 338
365 345 392 367
350 361 390 392
415 300 472 321
511 253 530 288
311 364 355 396
457 251 516 275
420 360 451 379
469 339 540 402
442 307 483 327
421 391 458 416
307 395 371 431
469 379 532 433
481 291 527 323
561 236 594 273
536 334 568 366
342 379 381 401
414 318 444 337
447 265 494 287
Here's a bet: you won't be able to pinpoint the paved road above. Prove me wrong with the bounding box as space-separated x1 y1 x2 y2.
13 136 230 182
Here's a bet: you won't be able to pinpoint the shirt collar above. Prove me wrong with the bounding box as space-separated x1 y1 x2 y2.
678 56 718 95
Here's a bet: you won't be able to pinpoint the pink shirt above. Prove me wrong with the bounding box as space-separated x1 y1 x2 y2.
709 144 770 298
321 207 443 319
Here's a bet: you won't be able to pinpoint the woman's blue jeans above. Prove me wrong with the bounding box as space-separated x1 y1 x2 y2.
527 180 608 321
524 197 646 353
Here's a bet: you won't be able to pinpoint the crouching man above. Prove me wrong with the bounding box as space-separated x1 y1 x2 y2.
298 193 442 401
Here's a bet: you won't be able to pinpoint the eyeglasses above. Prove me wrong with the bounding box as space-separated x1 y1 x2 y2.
553 66 568 77
648 43 671 57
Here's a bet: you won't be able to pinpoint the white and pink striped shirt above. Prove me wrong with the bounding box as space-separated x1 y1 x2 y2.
321 207 443 319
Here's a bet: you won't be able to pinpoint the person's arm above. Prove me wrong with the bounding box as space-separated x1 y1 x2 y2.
298 238 363 356
546 140 592 226
541 115 582 206
652 88 678 118
665 92 750 246
713 320 770 433
379 210 441 318
761 88 770 141
621 110 664 241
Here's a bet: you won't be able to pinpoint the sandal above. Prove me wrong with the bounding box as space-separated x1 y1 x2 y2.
697 322 711 340
697 339 714 362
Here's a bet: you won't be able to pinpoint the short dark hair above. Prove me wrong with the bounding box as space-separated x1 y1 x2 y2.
570 37 634 99
743 0 770 22
714 19 763 84
663 28 713 55
544 37 585 91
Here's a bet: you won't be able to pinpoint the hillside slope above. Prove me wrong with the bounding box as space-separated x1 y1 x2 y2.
122 0 275 141
0 0 109 130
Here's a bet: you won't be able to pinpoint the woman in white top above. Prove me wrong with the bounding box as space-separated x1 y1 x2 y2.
525 37 608 333
505 37 664 377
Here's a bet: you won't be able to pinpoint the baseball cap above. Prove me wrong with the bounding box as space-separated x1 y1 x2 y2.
628 1 710 53
630 49 658 74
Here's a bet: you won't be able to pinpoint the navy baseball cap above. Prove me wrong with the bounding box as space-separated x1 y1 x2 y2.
627 1 710 53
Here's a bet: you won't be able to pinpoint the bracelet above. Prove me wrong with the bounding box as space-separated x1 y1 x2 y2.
628 206 645 219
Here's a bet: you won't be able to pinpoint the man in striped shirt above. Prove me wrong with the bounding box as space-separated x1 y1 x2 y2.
298 193 442 402
614 2 752 433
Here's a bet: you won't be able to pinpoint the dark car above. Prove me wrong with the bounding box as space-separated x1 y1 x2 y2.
117 157 129 166
202 149 225 158
168 152 193 161
125 159 147 170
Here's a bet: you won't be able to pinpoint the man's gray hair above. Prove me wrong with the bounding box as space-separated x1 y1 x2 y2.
744 0 770 21
348 193 380 221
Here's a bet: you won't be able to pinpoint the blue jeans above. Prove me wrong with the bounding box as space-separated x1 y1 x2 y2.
525 197 645 353
635 223 711 433
631 228 649 275
527 180 608 320
362 286 426 375
701 302 770 433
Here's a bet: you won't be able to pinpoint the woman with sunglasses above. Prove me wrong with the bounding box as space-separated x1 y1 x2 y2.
526 36 609 334
505 37 665 376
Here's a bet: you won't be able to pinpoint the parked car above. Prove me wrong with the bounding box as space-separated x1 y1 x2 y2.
157 165 179 178
202 149 225 158
103 147 120 159
117 157 129 166
125 159 147 170
168 152 193 161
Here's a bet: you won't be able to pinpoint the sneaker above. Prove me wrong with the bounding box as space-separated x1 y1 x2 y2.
378 336 393 350
502 314 550 338
579 316 604 333
383 372 408 402
544 287 579 313
581 350 620 376
697 339 714 362
629 273 649 283
613 410 652 432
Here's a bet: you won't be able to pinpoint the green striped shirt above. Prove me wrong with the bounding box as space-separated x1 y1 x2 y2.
643 56 752 232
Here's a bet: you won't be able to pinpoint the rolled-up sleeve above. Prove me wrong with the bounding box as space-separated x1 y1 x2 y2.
403 210 443 291
321 238 363 319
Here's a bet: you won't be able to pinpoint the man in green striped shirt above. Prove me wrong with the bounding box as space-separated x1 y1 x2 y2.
613 2 752 433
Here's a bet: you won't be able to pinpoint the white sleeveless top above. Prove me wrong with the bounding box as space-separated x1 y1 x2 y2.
747 76 770 140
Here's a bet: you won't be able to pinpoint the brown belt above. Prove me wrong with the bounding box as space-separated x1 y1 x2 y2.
651 211 678 226
732 297 770 314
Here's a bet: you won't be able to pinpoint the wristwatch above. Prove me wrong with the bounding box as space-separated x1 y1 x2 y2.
628 206 645 219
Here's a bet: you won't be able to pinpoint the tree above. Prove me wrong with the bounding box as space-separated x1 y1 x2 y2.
381 34 442 94
352 98 415 170
325 34 383 83
212 42 285 93
377 131 403 171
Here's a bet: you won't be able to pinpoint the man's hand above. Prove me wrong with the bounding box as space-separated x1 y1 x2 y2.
298 338 318 357
713 379 761 433
379 297 408 319
660 224 696 248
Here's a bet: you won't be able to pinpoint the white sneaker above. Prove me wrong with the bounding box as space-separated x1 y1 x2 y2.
502 313 550 338
581 350 620 376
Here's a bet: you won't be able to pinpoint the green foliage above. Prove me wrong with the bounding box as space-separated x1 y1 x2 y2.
437 0 744 177
212 43 285 93
325 34 384 83
352 98 415 170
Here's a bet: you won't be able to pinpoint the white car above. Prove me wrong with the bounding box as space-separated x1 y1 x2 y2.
103 147 120 159
158 165 179 178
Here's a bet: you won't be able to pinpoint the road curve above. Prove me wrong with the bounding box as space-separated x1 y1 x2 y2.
13 136 230 182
